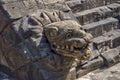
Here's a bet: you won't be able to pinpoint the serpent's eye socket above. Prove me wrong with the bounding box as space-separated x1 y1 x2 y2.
45 27 58 37
49 29 58 37
65 33 72 39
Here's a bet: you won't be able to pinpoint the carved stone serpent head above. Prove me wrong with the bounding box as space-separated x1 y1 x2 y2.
45 20 93 60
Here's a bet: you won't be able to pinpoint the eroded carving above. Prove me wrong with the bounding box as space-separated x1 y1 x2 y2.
45 20 93 61
0 0 120 80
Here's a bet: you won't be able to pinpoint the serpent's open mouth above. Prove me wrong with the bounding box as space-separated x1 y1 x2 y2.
51 42 91 60
51 43 86 52
44 20 93 60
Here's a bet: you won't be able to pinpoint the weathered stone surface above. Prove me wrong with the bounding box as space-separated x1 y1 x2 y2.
77 57 104 77
0 13 7 33
93 36 111 53
83 17 118 37
89 45 100 60
104 30 120 48
66 0 87 13
1 1 27 19
0 71 14 80
101 49 120 67
74 9 97 25
65 67 76 80
93 30 120 53
107 3 120 17
66 0 105 13
0 0 120 80
74 6 113 25
117 46 120 53
76 63 120 80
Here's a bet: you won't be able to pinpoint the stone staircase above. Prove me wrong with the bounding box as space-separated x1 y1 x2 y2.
0 0 120 80
65 0 120 79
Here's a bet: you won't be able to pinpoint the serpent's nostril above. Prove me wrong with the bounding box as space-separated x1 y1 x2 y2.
52 44 57 48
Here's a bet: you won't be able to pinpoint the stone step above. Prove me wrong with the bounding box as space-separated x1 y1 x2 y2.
101 48 120 67
107 3 120 17
93 30 120 53
66 0 120 13
83 17 119 38
77 56 104 77
74 3 120 25
66 0 104 13
76 48 120 78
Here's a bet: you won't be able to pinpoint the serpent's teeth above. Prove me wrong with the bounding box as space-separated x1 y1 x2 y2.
61 46 65 49
70 46 74 51
57 45 60 49
65 45 69 49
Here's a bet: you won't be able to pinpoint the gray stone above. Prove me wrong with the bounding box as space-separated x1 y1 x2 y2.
93 36 111 53
65 67 76 80
77 63 120 80
66 0 86 13
83 17 118 37
2 1 27 19
0 13 7 32
66 0 105 13
93 30 120 53
74 6 113 25
101 49 120 67
0 0 120 80
77 57 104 77
104 30 120 48
107 3 120 17
74 9 97 25
117 46 120 53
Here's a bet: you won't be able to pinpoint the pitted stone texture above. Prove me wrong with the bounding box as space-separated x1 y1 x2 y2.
74 6 112 25
74 3 120 25
65 67 76 80
83 18 118 38
77 57 104 77
66 0 105 13
93 30 120 53
101 49 120 67
76 63 120 80
107 3 120 17
117 46 120 53
0 0 120 80
1 1 27 19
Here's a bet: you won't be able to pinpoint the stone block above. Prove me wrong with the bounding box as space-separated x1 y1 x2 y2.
23 0 37 9
117 46 120 53
93 36 111 53
77 57 104 77
104 30 120 48
83 18 118 37
0 0 19 4
74 9 96 25
2 1 27 19
74 6 112 25
83 22 103 37
66 0 86 13
93 30 120 53
97 6 112 18
65 67 76 80
85 0 104 8
101 49 120 67
0 13 7 32
107 3 120 17
66 0 105 13
110 0 120 3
